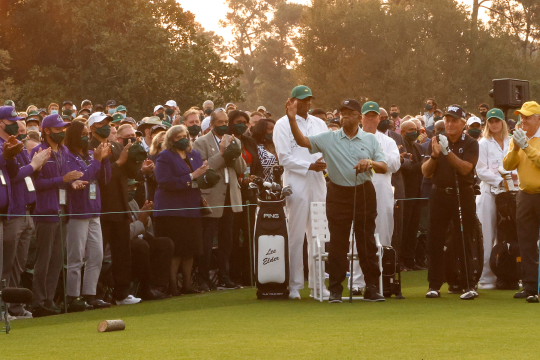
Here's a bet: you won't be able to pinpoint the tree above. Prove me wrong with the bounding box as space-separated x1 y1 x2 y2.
0 50 18 103
2 0 243 117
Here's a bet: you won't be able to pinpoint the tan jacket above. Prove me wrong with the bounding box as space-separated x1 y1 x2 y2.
193 132 246 217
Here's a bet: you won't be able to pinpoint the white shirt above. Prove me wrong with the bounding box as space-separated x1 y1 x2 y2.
201 116 211 133
477 137 510 187
141 138 150 152
372 131 401 183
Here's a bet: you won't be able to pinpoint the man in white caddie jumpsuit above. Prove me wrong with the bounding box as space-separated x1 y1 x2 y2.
350 101 400 293
274 85 328 300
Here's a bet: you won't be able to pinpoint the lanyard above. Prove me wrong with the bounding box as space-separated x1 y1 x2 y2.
77 154 90 167
52 149 64 175
212 133 221 149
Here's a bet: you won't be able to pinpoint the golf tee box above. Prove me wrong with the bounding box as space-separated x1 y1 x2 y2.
98 320 126 333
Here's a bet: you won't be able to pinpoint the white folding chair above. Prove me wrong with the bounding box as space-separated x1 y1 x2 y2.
310 202 383 302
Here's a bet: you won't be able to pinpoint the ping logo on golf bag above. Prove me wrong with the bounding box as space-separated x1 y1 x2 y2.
264 213 280 219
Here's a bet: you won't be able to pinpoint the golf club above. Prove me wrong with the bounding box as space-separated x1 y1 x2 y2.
455 171 475 301
349 168 359 303
526 243 540 303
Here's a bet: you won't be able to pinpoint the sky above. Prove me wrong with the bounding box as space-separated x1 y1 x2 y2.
177 0 489 41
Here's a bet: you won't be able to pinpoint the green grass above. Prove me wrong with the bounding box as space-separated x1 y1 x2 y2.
2 271 538 359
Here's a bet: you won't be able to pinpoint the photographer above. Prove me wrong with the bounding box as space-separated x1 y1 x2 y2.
421 105 479 299
193 109 246 291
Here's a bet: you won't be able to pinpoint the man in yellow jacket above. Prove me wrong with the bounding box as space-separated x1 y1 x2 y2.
503 101 540 302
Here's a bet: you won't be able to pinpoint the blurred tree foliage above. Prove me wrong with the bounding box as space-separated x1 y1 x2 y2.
0 0 243 118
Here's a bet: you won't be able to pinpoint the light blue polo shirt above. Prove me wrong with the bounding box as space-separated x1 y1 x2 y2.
308 127 386 186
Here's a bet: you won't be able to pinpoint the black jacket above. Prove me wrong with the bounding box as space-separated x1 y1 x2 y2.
401 137 425 198
387 130 406 199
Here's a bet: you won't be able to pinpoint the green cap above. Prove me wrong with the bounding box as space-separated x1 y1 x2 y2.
487 108 505 122
162 121 172 128
117 105 127 112
290 85 313 100
112 114 124 123
26 111 43 122
4 100 15 107
361 101 380 115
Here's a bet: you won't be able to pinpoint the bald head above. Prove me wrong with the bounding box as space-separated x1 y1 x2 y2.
434 120 445 134
412 119 422 130
380 108 388 118
400 120 416 132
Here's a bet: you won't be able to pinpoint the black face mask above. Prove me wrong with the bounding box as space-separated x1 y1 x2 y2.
377 119 391 132
3 121 19 136
173 138 189 151
390 112 399 118
165 108 175 117
95 124 111 139
122 137 137 146
49 131 66 144
468 128 482 139
188 125 201 137
157 113 164 120
127 190 136 202
16 134 27 141
214 125 229 136
80 136 89 150
232 123 248 136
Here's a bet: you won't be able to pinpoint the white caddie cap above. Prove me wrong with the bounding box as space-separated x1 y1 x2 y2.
88 112 113 127
165 100 177 108
257 106 266 112
154 105 165 113
466 116 482 126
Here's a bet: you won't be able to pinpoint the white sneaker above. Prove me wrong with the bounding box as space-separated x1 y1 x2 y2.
115 295 142 305
478 283 496 290
12 310 33 320
288 289 301 300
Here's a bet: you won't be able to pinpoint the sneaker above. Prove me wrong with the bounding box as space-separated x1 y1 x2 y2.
363 285 385 302
13 310 33 319
32 306 57 318
115 295 142 305
460 289 477 300
217 279 239 290
67 296 88 313
288 289 301 300
328 292 342 303
526 295 539 303
84 296 111 309
1 311 15 322
514 290 533 299
351 287 364 296
426 288 441 298
478 283 496 290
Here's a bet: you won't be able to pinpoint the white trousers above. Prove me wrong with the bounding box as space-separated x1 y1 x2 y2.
285 174 326 291
476 182 497 286
66 217 103 297
350 180 393 289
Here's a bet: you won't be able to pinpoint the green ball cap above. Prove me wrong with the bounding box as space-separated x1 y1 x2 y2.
112 114 124 122
116 105 127 112
290 85 313 100
487 108 505 122
361 101 380 115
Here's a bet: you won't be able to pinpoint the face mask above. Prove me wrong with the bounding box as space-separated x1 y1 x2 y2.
157 113 164 120
122 137 137 146
27 126 39 132
16 134 26 141
377 119 391 132
188 125 201 137
165 108 175 117
50 110 59 114
3 121 19 136
120 113 126 119
479 111 488 117
233 123 247 136
468 128 482 139
405 131 418 142
390 112 399 118
426 104 433 111
108 108 116 115
214 125 229 136
95 124 111 138
49 131 66 144
434 116 443 121
265 133 273 142
173 138 189 151
80 136 89 148
127 190 136 202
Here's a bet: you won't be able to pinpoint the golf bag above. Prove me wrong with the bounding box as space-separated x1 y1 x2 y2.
490 191 521 290
381 246 403 298
254 198 290 299
444 216 484 291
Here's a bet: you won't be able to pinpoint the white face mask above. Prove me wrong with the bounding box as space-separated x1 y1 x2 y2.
27 126 39 132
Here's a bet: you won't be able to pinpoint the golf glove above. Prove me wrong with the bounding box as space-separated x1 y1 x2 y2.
513 128 529 149
438 134 450 155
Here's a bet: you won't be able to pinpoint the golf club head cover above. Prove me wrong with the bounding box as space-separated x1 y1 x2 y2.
438 134 450 155
223 140 241 167
196 168 221 189
1 287 33 304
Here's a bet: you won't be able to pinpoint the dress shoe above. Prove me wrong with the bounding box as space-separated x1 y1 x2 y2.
363 285 385 302
328 292 342 303
84 296 111 309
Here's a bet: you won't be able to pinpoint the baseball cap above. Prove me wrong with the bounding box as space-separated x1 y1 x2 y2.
514 101 540 117
0 106 23 121
106 100 116 107
94 104 105 112
225 103 236 109
26 111 43 123
4 100 15 108
154 105 164 113
116 105 127 113
121 117 136 126
290 85 313 100
42 114 71 129
257 106 266 112
151 124 167 134
444 104 466 119
63 100 73 106
486 108 505 122
466 116 482 126
165 100 177 108
78 108 91 114
88 112 113 127
361 101 380 115
339 99 362 113
112 114 124 123
81 99 92 108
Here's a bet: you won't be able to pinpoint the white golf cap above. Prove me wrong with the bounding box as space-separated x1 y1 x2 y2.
257 106 266 112
165 100 177 108
467 116 482 126
225 103 235 109
88 112 113 127
154 105 164 113
72 105 77 111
